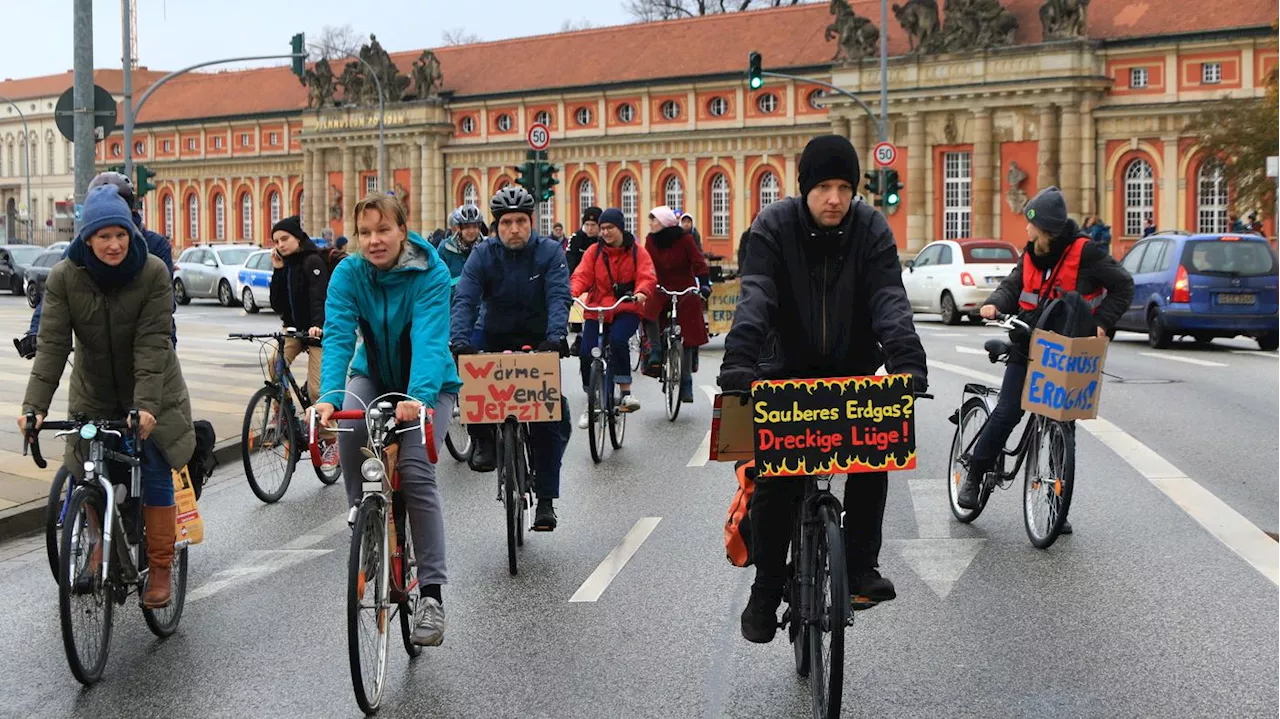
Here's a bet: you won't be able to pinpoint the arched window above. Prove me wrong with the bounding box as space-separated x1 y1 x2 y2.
213 193 226 241
268 190 282 227
187 194 199 240
240 193 253 241
619 176 638 234
163 194 174 237
461 180 478 207
1196 160 1229 234
710 172 730 236
577 177 595 216
664 175 684 212
758 171 780 210
1123 158 1154 236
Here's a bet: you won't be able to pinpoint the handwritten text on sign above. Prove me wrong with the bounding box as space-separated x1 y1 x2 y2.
1020 329 1108 422
752 374 917 477
458 352 563 424
708 279 740 335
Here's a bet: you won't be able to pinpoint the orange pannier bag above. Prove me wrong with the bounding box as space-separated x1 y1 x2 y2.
725 460 756 567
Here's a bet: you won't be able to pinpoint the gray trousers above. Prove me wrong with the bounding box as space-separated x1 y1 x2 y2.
338 375 454 586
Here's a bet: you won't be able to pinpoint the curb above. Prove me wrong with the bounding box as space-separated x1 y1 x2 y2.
0 436 243 544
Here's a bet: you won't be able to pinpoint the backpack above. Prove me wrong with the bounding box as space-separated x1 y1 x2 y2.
187 420 217 499
725 460 757 567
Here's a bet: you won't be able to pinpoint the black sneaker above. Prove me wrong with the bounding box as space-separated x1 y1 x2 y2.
849 569 896 611
1060 519 1073 535
468 434 496 473
533 499 557 531
956 461 984 510
740 588 782 643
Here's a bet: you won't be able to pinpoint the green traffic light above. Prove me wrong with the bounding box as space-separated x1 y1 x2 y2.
750 77 762 89
886 192 900 207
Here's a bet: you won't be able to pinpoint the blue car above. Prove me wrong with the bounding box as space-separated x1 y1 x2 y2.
1114 232 1278 350
236 249 274 314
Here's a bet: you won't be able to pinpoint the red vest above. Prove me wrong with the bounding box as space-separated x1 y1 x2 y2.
1018 237 1105 311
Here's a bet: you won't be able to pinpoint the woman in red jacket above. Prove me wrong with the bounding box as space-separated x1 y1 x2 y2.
641 205 710 403
570 208 657 428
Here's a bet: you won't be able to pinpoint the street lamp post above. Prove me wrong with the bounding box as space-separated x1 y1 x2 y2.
0 95 33 242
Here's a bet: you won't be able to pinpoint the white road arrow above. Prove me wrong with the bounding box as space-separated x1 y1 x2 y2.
887 479 985 599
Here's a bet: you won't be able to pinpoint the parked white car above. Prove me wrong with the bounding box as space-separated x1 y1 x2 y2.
236 249 275 314
173 244 257 307
902 239 1020 324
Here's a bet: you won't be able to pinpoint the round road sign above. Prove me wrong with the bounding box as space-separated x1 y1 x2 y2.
527 123 550 151
873 141 897 167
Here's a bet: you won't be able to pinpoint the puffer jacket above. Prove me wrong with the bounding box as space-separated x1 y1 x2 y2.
269 244 328 331
23 237 194 472
569 233 657 324
320 231 462 406
450 234 570 348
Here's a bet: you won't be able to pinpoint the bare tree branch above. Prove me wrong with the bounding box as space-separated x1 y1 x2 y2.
626 0 812 21
560 17 595 32
308 24 362 61
441 27 483 46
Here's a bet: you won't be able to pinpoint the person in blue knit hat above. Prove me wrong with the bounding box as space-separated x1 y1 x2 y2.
19 184 194 610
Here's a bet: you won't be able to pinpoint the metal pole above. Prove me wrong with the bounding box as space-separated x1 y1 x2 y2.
878 0 889 142
0 97 33 242
762 71 878 133
73 0 95 212
121 0 135 178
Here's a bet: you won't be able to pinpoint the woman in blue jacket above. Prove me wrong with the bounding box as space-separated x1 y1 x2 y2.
312 193 461 649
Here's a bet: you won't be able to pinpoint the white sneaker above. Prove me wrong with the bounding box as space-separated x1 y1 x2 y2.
577 411 589 430
411 596 445 646
620 394 641 413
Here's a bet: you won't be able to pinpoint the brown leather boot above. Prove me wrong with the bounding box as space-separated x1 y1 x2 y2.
142 505 177 608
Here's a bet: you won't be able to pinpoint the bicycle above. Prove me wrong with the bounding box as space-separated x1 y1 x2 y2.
573 296 633 463
629 326 649 374
946 312 1075 548
443 403 472 462
229 330 340 503
654 285 701 421
24 410 190 685
310 396 437 715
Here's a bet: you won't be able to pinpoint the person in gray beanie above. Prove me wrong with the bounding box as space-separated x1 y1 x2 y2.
956 185 1134 516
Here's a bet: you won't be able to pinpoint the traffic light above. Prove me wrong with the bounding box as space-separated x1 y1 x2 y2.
864 169 881 202
748 52 764 90
883 169 902 208
537 161 559 202
515 161 537 194
290 33 306 79
136 164 157 200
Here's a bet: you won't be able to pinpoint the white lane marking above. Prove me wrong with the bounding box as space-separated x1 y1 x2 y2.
701 384 717 403
955 346 987 356
687 431 711 467
1229 350 1279 359
187 513 349 603
929 359 1001 385
1138 352 1227 367
931 333 968 338
890 479 986 599
569 517 662 603
907 478 953 539
1078 417 1278 586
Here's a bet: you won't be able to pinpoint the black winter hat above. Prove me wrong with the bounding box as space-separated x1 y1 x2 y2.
271 215 311 245
798 134 861 199
1023 187 1069 236
582 206 602 224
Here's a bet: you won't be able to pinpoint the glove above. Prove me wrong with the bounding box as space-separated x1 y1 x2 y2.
450 342 477 357
538 339 570 357
14 333 36 360
910 374 929 396
717 367 754 394
698 277 712 299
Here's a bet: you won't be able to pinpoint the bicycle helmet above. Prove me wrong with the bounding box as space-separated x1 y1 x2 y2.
448 207 463 227
88 171 137 210
489 186 535 219
456 204 483 226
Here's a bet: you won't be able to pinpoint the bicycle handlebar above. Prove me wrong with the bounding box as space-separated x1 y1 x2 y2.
574 295 636 313
227 329 315 342
308 406 437 465
656 285 701 297
989 312 1031 332
23 411 137 470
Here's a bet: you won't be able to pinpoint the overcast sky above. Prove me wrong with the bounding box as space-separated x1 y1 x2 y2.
5 0 633 79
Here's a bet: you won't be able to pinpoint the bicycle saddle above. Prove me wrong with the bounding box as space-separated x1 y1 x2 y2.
984 338 1011 364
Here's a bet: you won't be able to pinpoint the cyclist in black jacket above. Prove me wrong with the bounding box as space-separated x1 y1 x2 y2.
719 134 928 644
268 216 329 412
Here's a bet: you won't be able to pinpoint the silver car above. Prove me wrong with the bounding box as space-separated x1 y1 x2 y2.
173 244 257 306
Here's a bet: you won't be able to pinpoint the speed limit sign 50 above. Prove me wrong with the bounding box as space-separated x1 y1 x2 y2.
873 142 897 167
527 123 550 151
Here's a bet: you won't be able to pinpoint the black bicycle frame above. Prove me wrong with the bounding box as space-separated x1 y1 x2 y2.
958 382 1044 484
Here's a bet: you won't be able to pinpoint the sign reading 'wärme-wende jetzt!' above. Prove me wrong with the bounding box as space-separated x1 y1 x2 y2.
457 352 563 424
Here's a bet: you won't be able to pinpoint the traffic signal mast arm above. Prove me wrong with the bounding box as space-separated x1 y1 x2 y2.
746 52 887 142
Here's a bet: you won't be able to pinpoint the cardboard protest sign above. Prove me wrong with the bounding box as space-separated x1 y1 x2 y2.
708 279 740 335
458 352 563 424
172 466 203 546
710 393 755 461
1020 329 1108 421
751 374 918 477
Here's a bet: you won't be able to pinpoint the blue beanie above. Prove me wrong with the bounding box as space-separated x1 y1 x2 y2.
598 208 625 229
78 185 136 242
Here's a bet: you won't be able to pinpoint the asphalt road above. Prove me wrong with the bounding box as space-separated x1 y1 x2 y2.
0 307 1275 718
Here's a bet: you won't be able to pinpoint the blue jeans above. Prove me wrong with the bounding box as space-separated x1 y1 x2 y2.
579 313 639 391
139 439 175 506
969 360 1028 469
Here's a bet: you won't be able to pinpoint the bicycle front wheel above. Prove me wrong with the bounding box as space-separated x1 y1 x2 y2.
445 410 472 462
58 486 114 686
45 466 71 580
630 330 643 372
808 506 847 719
588 363 606 464
502 423 520 575
948 397 993 523
348 499 390 714
664 336 682 422
788 520 810 679
608 371 626 449
242 385 297 503
1024 419 1075 549
142 545 189 638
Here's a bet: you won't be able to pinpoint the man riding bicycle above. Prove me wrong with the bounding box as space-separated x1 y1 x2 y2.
719 135 928 643
449 186 572 531
313 192 460 647
956 187 1134 518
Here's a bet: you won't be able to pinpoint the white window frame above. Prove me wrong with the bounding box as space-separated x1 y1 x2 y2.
162 139 172 153
187 194 199 240
538 200 553 237
268 132 279 146
710 173 730 236
47 139 54 174
575 106 593 126
1129 67 1149 89
269 191 282 227
577 178 595 216
619 176 638 234
756 93 778 114
240 133 251 147
661 100 681 121
163 194 174 237
496 113 512 132
616 103 635 124
133 141 144 156
942 151 973 240
758 171 780 209
708 97 728 117
187 138 197 151
460 116 475 134
364 175 378 196
1201 61 1222 85
534 110 551 127
808 90 827 110
240 193 253 240
213 194 225 241
1196 160 1228 233
462 181 478 207
664 175 684 212
1123 158 1155 237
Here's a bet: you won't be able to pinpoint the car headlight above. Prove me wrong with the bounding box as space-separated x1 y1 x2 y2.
360 457 385 482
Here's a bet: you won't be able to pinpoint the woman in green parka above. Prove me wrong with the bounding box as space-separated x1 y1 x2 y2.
19 184 194 609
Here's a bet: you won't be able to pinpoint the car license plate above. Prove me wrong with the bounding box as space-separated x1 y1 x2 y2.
985 275 1005 286
1216 293 1256 306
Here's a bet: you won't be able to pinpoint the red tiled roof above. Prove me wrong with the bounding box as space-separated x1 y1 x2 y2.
0 68 168 102
124 0 1275 126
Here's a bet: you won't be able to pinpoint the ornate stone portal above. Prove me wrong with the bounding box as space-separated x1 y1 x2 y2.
826 0 880 61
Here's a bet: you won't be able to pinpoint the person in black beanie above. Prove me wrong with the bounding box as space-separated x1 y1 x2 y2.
955 186 1132 514
719 134 928 644
565 206 603 353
